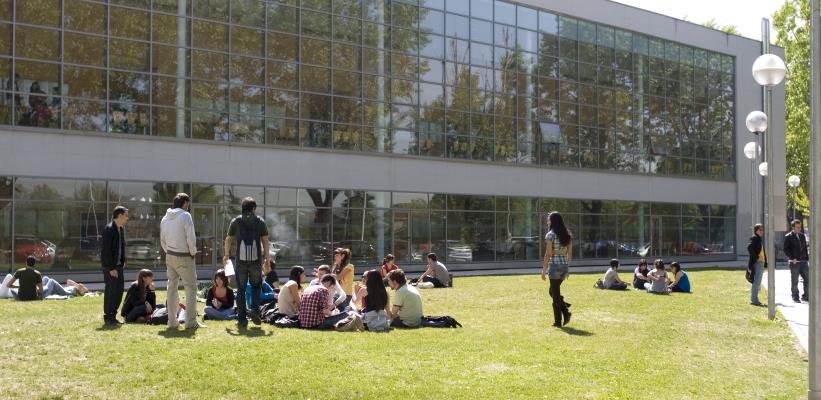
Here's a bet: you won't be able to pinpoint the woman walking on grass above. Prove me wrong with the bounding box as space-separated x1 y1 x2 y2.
540 212 573 327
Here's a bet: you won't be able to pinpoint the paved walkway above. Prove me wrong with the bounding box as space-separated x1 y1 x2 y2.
764 266 810 352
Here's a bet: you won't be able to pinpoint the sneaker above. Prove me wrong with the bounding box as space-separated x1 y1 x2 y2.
185 322 206 330
168 321 180 329
237 319 248 329
750 302 763 306
794 296 802 303
249 310 262 325
802 295 809 302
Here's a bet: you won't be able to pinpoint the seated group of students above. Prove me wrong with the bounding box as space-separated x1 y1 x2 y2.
0 256 89 300
124 252 446 330
599 258 691 294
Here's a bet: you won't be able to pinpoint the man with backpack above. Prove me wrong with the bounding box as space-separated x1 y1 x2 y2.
160 193 203 329
223 197 270 328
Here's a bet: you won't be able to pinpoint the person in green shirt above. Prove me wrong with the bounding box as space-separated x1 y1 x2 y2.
7 256 43 301
387 269 422 328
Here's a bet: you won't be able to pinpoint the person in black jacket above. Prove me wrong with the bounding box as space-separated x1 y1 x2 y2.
102 206 129 325
783 219 810 302
747 224 766 306
121 269 156 323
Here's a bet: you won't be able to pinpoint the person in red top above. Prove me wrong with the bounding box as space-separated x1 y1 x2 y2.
379 254 399 286
204 269 236 320
299 275 349 329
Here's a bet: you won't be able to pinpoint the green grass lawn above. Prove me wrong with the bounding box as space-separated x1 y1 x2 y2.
0 270 807 399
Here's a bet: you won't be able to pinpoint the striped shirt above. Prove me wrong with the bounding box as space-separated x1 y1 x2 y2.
546 230 568 264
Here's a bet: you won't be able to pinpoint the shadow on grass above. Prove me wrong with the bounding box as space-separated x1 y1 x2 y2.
157 328 197 339
224 326 272 337
560 326 593 336
95 323 122 331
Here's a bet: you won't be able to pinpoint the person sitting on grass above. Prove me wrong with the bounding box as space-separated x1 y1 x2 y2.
246 279 275 309
412 253 450 288
602 259 629 290
308 265 347 310
204 269 236 321
633 259 651 289
121 269 157 323
667 262 691 293
263 259 281 289
644 259 669 294
277 266 304 318
298 274 348 329
4 256 43 301
379 254 399 286
387 269 422 328
354 269 389 313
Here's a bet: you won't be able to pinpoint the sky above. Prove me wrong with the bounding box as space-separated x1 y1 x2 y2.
612 0 788 41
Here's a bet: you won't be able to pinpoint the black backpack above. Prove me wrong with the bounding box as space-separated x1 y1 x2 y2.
236 217 261 262
421 315 462 328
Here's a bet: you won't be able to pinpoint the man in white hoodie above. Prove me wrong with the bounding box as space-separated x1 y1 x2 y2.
160 193 202 329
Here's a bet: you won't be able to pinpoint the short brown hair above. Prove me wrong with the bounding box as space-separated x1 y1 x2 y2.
753 223 764 233
241 197 257 213
112 205 128 219
791 219 802 227
320 274 337 286
173 193 191 209
387 269 407 285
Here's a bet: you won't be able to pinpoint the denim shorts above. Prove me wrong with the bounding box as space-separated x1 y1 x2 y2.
547 263 569 280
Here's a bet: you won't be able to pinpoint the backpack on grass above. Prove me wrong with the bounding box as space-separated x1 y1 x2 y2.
421 315 462 328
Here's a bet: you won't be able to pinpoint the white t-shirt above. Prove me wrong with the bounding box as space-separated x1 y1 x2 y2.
648 269 668 293
603 268 620 288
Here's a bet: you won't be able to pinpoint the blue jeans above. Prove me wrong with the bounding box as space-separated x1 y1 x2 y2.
42 277 69 297
204 306 237 320
315 312 349 330
751 261 765 304
234 260 262 323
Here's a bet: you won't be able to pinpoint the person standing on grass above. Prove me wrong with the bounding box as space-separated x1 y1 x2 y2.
602 259 629 290
160 193 203 330
667 262 691 293
747 224 766 306
331 247 355 311
121 269 156 323
101 205 129 325
387 269 423 328
541 211 573 327
223 197 270 328
782 219 809 303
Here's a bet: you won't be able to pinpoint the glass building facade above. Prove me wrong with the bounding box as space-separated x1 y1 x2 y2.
0 0 735 178
0 176 736 271
0 0 745 272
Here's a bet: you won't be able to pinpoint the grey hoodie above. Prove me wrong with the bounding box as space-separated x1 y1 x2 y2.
160 208 197 257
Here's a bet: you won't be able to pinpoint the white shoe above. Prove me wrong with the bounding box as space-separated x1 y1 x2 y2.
185 322 206 330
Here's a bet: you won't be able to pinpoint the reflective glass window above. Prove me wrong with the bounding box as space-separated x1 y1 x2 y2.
16 26 60 61
110 6 150 40
64 0 106 34
64 33 105 67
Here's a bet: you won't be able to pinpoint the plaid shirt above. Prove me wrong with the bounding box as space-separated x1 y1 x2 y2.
299 285 329 328
546 231 568 265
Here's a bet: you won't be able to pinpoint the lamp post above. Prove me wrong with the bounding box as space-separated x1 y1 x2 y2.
743 141 760 229
752 19 786 321
788 175 801 222
808 0 820 398
746 110 768 225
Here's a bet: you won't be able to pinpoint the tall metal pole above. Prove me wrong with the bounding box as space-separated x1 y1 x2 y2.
762 18 777 321
808 0 821 397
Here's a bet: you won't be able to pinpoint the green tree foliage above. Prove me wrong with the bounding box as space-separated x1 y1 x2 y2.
701 18 741 35
773 0 810 214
